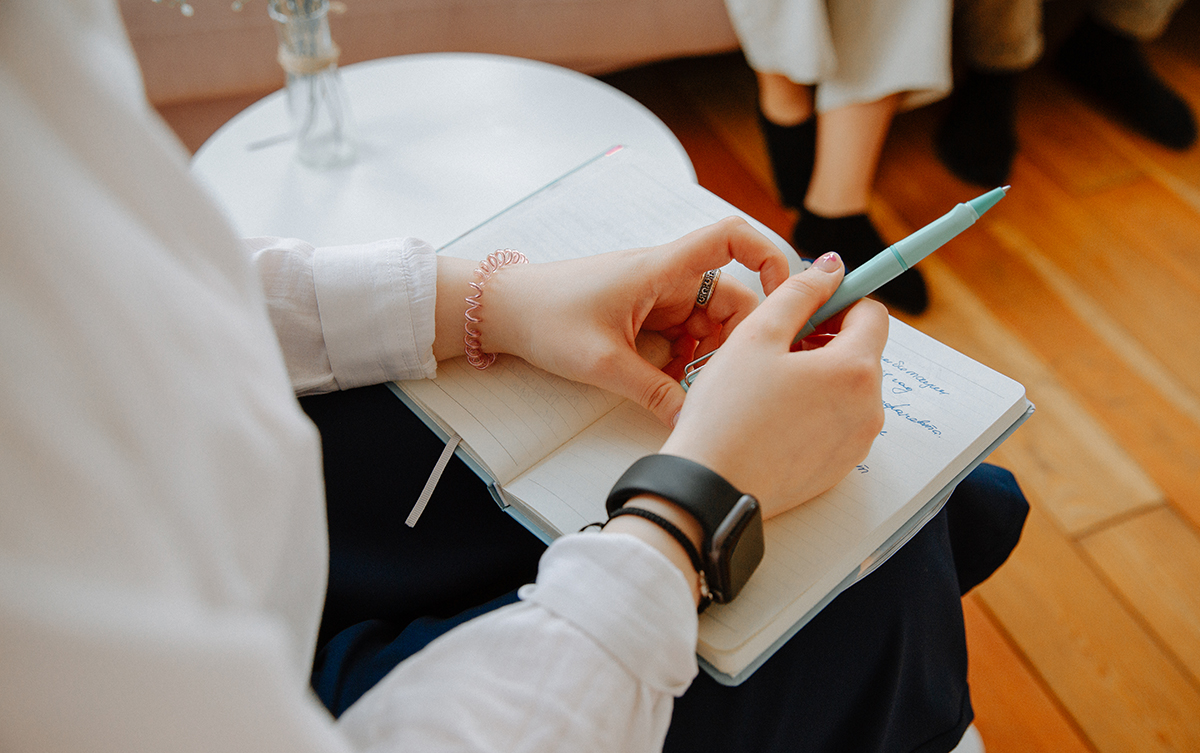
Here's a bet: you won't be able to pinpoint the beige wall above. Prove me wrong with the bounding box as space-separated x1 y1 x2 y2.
119 0 739 105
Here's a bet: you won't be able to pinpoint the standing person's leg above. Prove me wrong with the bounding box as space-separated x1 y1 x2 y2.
756 72 817 211
805 94 900 218
792 94 930 315
757 78 928 314
744 0 950 315
1056 0 1195 149
730 0 828 214
1091 0 1187 39
937 0 1042 186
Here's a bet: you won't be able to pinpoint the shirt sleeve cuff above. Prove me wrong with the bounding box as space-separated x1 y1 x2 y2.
519 532 699 695
312 238 438 387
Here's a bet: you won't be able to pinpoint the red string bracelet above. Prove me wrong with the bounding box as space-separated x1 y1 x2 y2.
464 249 528 369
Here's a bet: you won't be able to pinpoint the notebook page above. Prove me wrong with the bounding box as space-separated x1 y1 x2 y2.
399 357 625 485
438 147 795 277
505 401 671 534
697 319 1028 670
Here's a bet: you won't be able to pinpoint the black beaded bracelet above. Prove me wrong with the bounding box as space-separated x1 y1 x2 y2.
606 506 712 612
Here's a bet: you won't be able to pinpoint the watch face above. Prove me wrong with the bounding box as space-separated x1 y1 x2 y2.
708 494 764 603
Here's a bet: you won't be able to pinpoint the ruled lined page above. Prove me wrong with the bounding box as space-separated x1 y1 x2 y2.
505 401 671 533
437 147 795 280
400 357 627 485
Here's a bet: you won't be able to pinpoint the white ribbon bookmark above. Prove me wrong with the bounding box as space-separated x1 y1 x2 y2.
405 432 462 527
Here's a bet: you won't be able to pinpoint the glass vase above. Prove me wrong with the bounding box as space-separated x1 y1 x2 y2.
269 0 355 168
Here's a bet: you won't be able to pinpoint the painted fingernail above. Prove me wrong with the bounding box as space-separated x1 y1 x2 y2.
813 252 842 273
671 411 681 428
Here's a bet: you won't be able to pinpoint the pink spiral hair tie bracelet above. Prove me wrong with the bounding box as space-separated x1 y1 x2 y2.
464 249 529 369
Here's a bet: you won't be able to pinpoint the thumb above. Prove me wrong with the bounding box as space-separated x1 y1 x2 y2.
599 349 687 427
753 252 845 342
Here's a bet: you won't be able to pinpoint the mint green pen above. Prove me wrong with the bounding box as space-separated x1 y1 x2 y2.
681 186 1009 391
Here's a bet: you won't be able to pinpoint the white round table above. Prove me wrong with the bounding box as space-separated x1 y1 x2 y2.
192 53 695 249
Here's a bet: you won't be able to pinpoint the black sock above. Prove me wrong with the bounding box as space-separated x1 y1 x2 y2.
935 68 1020 186
1056 15 1196 150
793 211 929 315
760 112 817 209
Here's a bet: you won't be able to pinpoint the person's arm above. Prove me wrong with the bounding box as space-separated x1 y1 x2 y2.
455 217 792 425
250 218 882 583
248 219 883 752
247 217 788 426
336 248 887 753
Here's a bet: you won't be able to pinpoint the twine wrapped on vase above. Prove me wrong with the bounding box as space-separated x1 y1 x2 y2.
268 0 355 168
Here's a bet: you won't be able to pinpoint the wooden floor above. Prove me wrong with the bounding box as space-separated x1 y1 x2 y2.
159 5 1200 751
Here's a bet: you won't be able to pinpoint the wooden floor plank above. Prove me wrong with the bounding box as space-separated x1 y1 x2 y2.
1088 175 1200 288
963 594 1094 753
997 161 1200 400
873 244 1165 535
660 54 776 195
986 215 1200 448
977 505 1200 753
881 125 1200 406
876 123 1200 530
1016 69 1143 198
1013 47 1200 206
1080 506 1200 685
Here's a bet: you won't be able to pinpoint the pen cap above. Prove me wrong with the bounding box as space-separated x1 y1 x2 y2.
891 202 979 268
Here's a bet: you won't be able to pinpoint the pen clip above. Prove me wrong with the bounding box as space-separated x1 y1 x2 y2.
680 350 717 392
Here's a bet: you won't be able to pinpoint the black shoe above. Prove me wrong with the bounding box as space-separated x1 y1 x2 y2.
793 211 929 315
1056 15 1197 150
935 69 1020 186
759 111 817 209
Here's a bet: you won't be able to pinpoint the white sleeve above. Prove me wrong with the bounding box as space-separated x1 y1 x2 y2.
3 1 700 750
247 236 439 395
337 533 700 753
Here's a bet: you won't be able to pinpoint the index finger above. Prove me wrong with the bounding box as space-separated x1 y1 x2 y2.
669 217 792 295
719 217 792 295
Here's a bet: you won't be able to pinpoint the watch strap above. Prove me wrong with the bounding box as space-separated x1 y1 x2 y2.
605 454 743 539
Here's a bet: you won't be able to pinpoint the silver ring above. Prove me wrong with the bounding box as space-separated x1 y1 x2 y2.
695 268 721 308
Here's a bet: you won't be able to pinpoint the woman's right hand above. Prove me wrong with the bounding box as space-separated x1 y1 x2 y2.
659 252 889 519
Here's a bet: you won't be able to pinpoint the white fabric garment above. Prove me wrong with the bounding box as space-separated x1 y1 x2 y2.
0 1 699 751
245 235 439 394
724 0 953 111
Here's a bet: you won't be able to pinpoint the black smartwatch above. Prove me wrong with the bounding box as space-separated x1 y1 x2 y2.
606 454 764 605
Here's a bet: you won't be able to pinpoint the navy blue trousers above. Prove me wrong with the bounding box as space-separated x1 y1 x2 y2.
301 384 1027 753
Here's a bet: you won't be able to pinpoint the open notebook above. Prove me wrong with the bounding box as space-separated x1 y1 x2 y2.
388 146 1033 684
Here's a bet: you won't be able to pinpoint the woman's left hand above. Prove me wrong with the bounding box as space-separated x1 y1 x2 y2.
475 217 791 425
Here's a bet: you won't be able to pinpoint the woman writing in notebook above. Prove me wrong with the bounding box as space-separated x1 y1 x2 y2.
5 1 1025 751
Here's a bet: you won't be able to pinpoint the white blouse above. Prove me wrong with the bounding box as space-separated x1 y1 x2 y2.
0 2 699 751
